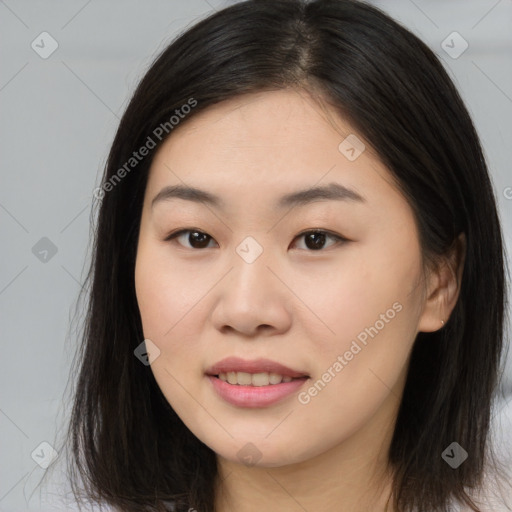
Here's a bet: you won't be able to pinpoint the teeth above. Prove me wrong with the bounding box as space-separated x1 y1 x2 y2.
269 373 284 384
217 371 296 386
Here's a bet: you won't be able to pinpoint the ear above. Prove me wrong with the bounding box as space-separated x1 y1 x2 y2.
417 232 466 333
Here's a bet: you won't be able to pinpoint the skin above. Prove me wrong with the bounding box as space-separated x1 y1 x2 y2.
134 88 464 511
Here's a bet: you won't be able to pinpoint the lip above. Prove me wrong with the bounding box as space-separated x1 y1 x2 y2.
207 375 309 408
205 357 308 378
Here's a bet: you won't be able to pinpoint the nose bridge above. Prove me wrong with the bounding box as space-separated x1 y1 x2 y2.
217 231 284 315
212 230 292 336
229 234 275 299
210 232 292 335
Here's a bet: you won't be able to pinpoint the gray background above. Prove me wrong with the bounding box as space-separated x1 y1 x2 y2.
1 0 511 510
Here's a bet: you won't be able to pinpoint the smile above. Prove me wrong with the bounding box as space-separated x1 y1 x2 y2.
217 371 300 386
207 373 309 408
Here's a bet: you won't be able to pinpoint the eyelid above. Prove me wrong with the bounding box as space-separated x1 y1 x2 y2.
164 227 212 242
164 227 348 250
294 228 347 241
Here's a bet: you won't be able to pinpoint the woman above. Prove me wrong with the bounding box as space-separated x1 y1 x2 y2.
64 0 511 510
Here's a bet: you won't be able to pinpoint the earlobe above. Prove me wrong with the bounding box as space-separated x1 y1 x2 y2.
417 232 466 333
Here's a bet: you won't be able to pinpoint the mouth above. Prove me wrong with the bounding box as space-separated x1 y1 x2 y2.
205 356 309 384
209 371 308 387
205 357 310 407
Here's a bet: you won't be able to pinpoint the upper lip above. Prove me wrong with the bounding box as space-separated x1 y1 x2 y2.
206 357 309 378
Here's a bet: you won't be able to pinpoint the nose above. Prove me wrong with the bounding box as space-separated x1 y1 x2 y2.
210 249 292 337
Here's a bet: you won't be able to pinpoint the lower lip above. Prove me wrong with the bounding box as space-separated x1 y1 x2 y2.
207 375 309 408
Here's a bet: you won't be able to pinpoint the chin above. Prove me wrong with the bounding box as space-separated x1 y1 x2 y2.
208 436 319 469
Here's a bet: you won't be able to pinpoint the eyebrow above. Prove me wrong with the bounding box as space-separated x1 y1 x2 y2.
151 182 366 211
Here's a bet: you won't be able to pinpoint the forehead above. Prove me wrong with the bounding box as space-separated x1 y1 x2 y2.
161 88 351 153
145 88 401 213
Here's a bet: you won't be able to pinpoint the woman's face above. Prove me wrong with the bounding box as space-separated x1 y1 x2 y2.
135 88 435 468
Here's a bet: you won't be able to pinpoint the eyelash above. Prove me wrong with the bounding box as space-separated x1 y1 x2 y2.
164 228 348 252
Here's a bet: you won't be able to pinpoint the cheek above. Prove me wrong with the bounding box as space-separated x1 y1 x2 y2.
134 244 206 407
135 237 203 341
293 252 422 443
134 252 173 341
297 245 422 353
301 240 424 399
134 237 221 408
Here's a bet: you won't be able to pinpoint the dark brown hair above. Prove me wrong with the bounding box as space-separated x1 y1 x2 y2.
56 0 510 510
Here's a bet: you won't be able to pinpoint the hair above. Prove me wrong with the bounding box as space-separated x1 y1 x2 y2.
57 0 510 511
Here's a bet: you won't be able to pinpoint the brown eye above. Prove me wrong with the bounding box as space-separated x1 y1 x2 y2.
166 229 217 249
292 230 345 251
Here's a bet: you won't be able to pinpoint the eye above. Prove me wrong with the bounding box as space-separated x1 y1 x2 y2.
291 230 347 251
165 229 217 249
164 228 347 251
